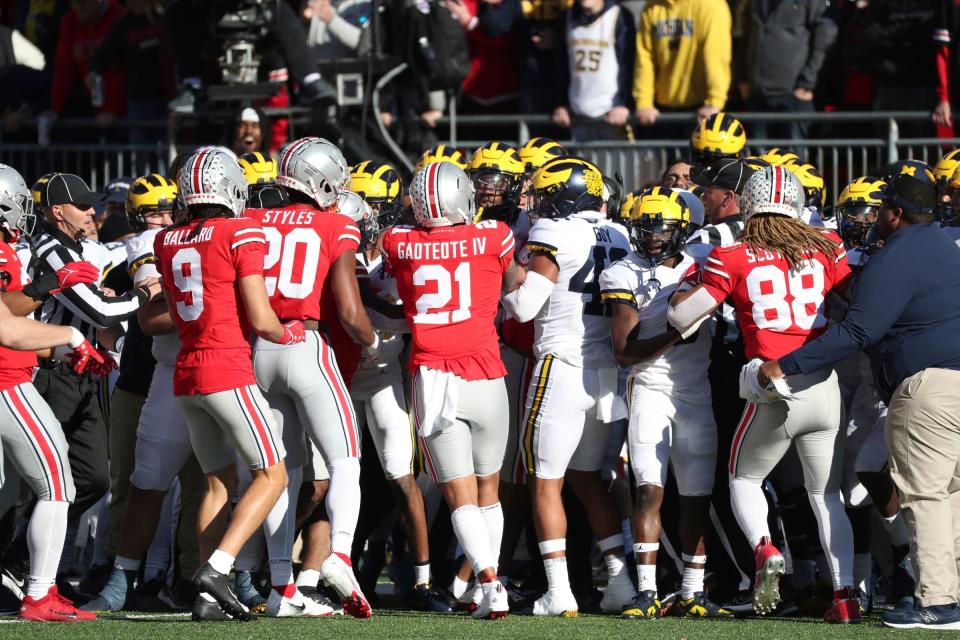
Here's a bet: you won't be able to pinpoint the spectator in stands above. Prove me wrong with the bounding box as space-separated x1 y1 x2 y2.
48 0 125 133
88 0 175 144
225 107 272 158
304 0 370 59
445 0 521 132
0 25 48 134
551 0 635 141
478 0 568 114
633 0 731 134
19 0 69 65
734 0 837 140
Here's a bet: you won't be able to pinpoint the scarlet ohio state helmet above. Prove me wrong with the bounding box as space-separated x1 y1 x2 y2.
739 165 805 222
410 161 476 228
177 148 247 217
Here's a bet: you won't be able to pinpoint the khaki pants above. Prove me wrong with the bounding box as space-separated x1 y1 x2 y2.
886 367 960 607
106 388 145 557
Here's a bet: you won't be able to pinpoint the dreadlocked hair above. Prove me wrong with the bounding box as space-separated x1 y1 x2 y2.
174 205 231 239
739 214 842 269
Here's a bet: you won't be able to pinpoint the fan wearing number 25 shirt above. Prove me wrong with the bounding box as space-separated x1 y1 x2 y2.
154 149 304 621
668 166 858 622
379 161 521 620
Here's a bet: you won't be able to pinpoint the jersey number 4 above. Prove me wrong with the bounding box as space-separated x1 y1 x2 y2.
571 246 627 316
746 263 826 331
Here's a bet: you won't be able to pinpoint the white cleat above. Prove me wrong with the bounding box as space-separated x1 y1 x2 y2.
531 590 579 617
455 581 482 612
321 554 372 618
472 580 509 620
600 571 637 614
266 588 334 617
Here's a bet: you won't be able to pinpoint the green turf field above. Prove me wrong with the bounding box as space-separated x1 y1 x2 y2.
0 610 948 640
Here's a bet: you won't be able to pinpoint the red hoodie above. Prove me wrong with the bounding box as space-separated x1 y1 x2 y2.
462 0 519 104
50 0 125 115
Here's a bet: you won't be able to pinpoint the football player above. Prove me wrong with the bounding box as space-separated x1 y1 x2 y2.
0 164 111 621
153 148 303 622
380 161 523 619
467 143 527 227
415 145 467 171
83 174 209 614
601 188 730 619
347 163 452 611
668 166 859 623
690 113 746 167
249 137 378 618
784 161 833 228
501 157 635 616
932 149 960 226
239 151 288 209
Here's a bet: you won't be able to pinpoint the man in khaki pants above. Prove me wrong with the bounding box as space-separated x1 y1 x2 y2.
760 171 960 629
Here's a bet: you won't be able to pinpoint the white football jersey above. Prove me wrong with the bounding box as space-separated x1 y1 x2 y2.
526 212 630 368
355 252 406 375
600 250 710 399
127 228 179 366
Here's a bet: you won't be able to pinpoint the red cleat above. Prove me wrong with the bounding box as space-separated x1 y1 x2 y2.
824 587 862 624
751 537 785 616
19 585 97 622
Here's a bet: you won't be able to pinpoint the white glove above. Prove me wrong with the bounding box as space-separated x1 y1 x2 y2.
738 358 793 404
362 332 381 360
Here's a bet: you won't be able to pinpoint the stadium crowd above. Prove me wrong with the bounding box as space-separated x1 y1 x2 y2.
1 0 960 634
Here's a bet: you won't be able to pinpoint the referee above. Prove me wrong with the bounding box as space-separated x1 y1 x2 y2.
761 172 960 630
30 173 160 595
682 158 757 606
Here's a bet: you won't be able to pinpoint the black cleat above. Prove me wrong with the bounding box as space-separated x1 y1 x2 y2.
192 596 233 621
406 583 454 613
192 563 256 622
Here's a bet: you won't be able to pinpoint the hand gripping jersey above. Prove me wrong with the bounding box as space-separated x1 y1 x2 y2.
154 217 267 395
0 242 37 389
247 205 361 321
526 214 630 368
600 250 710 398
380 219 515 380
128 228 180 367
700 232 851 361
500 209 535 355
357 253 407 372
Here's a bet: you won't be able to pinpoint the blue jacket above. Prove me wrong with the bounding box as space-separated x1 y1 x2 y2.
779 222 960 399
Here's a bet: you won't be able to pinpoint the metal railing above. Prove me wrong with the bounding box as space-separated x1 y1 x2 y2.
1 110 957 204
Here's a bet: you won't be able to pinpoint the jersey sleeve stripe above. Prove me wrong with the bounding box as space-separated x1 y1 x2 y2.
600 290 638 307
704 265 730 279
231 237 266 250
338 233 361 242
234 227 262 237
526 241 558 256
499 236 516 258
128 254 156 275
706 256 724 266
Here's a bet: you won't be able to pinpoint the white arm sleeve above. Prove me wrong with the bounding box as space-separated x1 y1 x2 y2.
501 270 554 323
667 286 719 338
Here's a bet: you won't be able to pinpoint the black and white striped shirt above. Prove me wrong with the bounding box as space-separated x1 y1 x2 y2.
30 228 148 341
684 214 745 345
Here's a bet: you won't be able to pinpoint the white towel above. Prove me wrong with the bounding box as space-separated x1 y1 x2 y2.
596 367 627 422
738 358 794 405
414 366 460 437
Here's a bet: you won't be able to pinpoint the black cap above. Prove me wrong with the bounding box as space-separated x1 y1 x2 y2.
44 173 105 208
98 211 133 243
104 176 133 204
880 174 937 214
691 158 754 194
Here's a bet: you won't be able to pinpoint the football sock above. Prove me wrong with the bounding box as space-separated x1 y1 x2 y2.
414 562 431 587
327 458 361 557
883 511 909 548
26 500 68 599
265 466 302 589
296 569 321 589
451 505 495 575
451 576 470 599
730 477 770 549
479 502 504 574
681 566 705 600
853 553 872 595
808 491 854 589
539 539 571 594
208 549 235 575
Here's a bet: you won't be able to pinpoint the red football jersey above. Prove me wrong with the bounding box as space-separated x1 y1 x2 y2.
246 205 360 321
154 217 267 396
381 220 514 380
700 232 851 361
318 254 368 389
0 243 36 390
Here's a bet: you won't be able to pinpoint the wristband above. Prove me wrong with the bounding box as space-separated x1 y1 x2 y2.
68 326 85 348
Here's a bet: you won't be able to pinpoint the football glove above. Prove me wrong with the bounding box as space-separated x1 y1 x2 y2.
53 261 101 294
278 320 306 345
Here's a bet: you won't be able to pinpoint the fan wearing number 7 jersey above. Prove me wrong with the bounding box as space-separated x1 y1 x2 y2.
154 148 305 622
668 165 860 624
380 161 523 620
501 156 635 617
248 136 378 619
